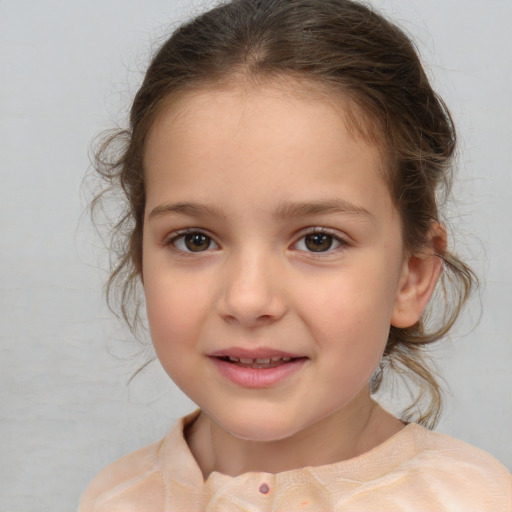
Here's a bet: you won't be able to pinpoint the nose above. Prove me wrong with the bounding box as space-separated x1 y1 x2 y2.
217 249 287 328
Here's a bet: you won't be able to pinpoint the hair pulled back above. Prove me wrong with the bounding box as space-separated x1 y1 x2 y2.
92 0 475 428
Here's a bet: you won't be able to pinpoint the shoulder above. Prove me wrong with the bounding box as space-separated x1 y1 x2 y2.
410 424 511 475
77 440 165 512
404 424 512 508
77 411 201 512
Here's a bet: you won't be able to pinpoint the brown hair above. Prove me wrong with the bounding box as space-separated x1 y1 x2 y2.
92 0 475 428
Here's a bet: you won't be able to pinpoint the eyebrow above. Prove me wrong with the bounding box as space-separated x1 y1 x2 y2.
273 199 374 221
148 202 227 220
148 199 374 222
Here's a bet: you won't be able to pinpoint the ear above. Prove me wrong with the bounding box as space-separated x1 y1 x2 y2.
391 223 446 328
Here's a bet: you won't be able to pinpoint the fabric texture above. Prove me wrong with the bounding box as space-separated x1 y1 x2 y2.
79 410 512 511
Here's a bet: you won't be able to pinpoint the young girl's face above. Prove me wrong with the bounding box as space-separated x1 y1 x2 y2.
142 81 412 442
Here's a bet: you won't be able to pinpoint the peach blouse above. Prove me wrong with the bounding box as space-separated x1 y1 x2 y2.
79 410 511 511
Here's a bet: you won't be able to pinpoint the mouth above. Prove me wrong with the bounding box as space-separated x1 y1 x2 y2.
214 355 305 369
208 349 308 387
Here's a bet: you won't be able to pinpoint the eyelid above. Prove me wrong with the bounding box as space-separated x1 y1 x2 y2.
161 226 350 255
291 227 350 253
164 228 220 253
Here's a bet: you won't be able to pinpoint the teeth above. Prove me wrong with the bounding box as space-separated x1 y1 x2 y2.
223 355 295 365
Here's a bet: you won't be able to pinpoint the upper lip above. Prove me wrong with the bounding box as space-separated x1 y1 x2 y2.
208 346 304 359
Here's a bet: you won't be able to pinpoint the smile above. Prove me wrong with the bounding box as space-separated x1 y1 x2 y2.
216 355 297 369
209 353 308 388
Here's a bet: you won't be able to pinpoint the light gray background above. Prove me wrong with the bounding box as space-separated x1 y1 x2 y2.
1 1 511 510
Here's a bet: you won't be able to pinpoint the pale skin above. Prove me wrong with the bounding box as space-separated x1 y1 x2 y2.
142 79 444 478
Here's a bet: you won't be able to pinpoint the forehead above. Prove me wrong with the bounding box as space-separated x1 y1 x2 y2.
143 79 394 222
146 76 385 158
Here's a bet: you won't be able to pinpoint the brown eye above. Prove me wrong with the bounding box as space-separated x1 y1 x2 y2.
169 230 219 253
183 232 212 252
304 232 334 252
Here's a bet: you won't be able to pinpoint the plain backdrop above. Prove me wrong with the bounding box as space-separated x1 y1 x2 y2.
1 1 511 510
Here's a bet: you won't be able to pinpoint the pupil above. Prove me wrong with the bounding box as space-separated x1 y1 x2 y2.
185 233 210 252
305 233 332 252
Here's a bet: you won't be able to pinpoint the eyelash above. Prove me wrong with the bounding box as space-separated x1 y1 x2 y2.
164 227 349 255
165 229 219 254
292 227 348 255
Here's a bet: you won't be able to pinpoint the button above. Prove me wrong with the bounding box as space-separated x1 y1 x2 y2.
259 483 270 494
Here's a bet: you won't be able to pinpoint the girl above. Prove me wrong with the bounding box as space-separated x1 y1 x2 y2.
80 0 511 510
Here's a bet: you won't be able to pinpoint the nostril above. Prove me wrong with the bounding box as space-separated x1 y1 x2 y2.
217 269 287 326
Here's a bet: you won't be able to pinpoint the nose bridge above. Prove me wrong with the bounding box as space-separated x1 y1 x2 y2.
219 243 286 325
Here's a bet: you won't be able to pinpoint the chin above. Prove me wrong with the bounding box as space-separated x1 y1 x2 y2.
213 408 304 443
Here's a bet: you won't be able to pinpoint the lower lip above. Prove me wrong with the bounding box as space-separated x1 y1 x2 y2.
210 357 307 388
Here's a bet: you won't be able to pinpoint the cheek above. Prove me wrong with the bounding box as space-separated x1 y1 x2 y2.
143 271 208 354
144 284 205 390
299 268 396 357
313 295 390 395
303 268 398 324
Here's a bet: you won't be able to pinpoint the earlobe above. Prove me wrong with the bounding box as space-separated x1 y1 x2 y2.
391 224 446 328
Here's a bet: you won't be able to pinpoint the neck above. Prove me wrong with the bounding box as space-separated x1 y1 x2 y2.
185 390 404 478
